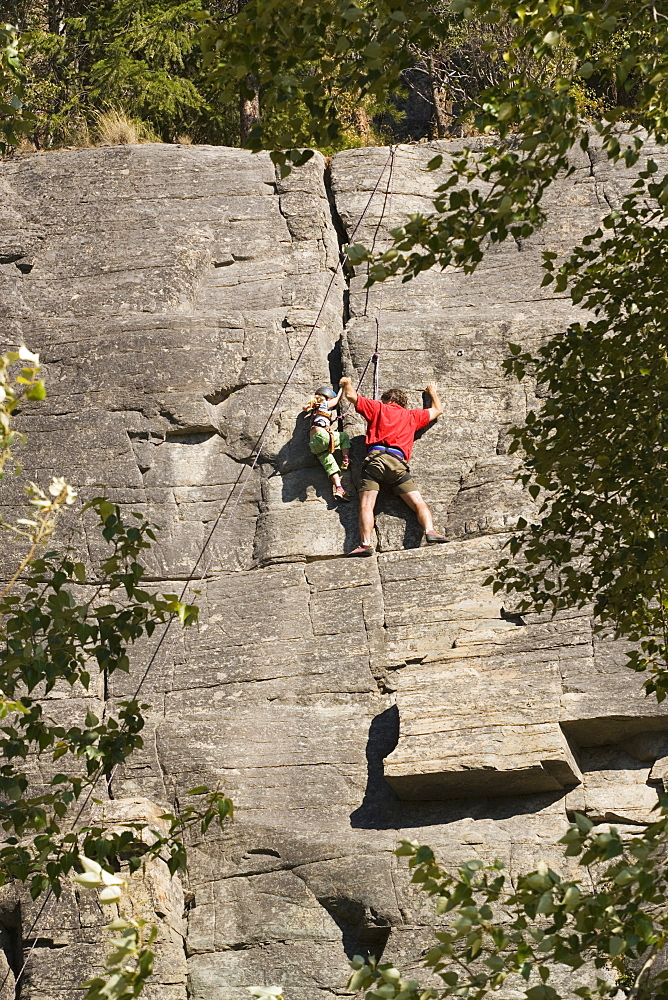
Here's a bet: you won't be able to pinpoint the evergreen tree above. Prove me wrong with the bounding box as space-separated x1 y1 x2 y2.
6 0 238 147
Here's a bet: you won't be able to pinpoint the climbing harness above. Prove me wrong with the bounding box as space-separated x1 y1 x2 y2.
309 387 339 454
3 146 401 998
311 398 336 436
367 444 406 461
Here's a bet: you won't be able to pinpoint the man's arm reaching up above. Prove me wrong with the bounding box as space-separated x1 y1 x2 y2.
339 377 357 407
426 383 443 421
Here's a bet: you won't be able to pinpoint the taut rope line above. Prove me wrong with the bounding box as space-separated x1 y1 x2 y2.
372 145 396 400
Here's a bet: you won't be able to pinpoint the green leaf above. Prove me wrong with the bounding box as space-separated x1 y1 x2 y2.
346 243 369 265
25 380 46 401
574 813 593 834
609 936 625 957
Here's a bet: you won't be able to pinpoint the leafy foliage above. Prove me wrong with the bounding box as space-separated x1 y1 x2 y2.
496 181 668 701
0 494 201 898
0 21 34 150
339 1 668 283
4 0 238 146
61 0 209 139
349 809 668 1000
6 0 659 155
4 0 395 150
82 916 158 1000
72 855 159 1000
199 0 435 168
0 345 44 475
0 349 233 1000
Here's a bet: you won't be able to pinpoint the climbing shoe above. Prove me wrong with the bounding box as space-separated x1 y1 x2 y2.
425 531 447 544
347 544 373 557
332 486 350 502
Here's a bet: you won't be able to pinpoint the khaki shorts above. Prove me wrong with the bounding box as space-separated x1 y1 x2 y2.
359 453 417 495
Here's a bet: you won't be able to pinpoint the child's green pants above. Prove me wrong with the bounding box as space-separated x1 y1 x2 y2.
309 428 350 476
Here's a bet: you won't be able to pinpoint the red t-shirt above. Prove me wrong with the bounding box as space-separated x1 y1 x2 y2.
355 395 431 461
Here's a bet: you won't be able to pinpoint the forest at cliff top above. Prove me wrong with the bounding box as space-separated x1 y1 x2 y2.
1 0 647 153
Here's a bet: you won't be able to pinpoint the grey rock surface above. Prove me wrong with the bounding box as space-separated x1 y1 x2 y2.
1 137 667 1000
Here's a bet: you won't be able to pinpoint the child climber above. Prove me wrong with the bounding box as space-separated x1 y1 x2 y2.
303 385 351 502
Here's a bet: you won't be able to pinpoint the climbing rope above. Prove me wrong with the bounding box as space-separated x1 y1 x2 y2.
339 148 397 423
2 144 398 996
341 144 397 409
371 145 396 400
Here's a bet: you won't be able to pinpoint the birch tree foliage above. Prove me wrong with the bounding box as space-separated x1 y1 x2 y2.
348 811 668 1000
497 190 668 703
345 0 668 279
0 351 233 1000
198 0 436 171
199 0 663 180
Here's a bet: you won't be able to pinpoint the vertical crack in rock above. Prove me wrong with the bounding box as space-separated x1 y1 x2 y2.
327 337 344 393
322 155 355 401
323 161 350 256
586 146 614 212
324 159 351 328
0 903 21 1000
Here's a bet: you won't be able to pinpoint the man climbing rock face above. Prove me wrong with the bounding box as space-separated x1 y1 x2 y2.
339 378 447 556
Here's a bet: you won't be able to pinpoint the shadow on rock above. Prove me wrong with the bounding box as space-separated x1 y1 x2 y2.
374 494 424 551
317 895 391 963
276 411 315 477
350 706 402 829
351 706 567 829
273 415 363 554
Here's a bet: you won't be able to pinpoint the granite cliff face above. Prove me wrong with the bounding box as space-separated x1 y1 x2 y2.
1 138 668 1000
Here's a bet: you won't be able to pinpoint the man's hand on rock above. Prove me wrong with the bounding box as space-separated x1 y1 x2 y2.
338 377 357 406
425 383 443 419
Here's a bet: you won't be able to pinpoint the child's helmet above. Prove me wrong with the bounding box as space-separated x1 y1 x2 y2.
314 385 336 398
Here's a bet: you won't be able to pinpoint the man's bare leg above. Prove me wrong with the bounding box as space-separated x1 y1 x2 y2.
358 489 379 546
399 490 436 534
